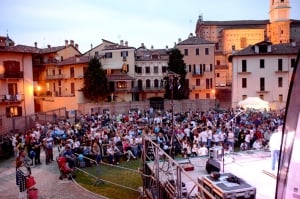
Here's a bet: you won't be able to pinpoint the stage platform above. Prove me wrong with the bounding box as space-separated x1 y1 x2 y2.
145 149 276 199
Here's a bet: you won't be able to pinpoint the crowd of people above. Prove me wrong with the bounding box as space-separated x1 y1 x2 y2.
11 107 284 173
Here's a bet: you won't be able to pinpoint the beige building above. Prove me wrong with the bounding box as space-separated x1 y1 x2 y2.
134 44 169 103
230 41 299 110
176 34 215 100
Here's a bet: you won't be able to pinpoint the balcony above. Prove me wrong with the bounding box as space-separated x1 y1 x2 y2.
256 90 269 94
0 94 24 104
131 86 165 92
46 74 64 80
274 70 288 74
0 71 24 79
237 71 251 75
192 72 204 77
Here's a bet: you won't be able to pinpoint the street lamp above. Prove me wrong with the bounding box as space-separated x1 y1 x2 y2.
167 71 180 158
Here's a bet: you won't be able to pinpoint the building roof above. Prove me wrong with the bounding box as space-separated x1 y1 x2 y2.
135 47 170 61
199 20 269 26
57 55 90 66
0 44 40 54
177 36 214 46
231 42 300 57
107 74 135 81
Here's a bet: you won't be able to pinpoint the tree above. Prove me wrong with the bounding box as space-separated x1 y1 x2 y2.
82 57 109 101
164 49 187 99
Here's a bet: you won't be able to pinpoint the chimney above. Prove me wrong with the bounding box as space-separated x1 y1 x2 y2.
120 40 124 46
125 41 128 47
65 40 68 47
141 43 144 48
47 44 51 48
151 45 154 49
70 40 74 46
75 44 78 49
178 38 182 43
34 42 37 48
189 33 193 38
166 45 168 49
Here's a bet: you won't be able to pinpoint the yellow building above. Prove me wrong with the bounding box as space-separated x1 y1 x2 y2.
195 0 300 86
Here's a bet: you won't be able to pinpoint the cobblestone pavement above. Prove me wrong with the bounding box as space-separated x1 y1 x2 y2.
0 147 105 199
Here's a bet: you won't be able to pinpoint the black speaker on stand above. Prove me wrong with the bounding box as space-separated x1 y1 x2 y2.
205 158 221 174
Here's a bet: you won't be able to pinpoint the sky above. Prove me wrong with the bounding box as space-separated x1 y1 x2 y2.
1 0 300 53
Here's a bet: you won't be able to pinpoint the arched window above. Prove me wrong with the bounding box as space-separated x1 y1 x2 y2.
146 79 151 88
154 79 159 88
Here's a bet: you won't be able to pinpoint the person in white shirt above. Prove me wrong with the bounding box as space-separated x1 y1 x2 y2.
269 125 283 171
199 127 208 147
197 143 208 156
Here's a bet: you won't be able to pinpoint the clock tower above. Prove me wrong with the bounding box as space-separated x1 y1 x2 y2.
268 0 291 44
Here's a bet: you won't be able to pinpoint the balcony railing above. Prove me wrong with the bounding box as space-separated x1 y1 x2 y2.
0 72 24 79
46 74 65 80
0 94 24 104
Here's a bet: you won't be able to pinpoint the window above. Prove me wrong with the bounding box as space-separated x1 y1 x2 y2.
6 106 22 117
242 95 247 100
196 48 199 55
95 51 99 57
242 78 247 88
210 64 213 71
206 93 211 99
195 93 199 99
278 77 283 87
242 60 247 72
121 51 128 57
279 94 283 102
154 66 159 73
189 64 192 72
196 79 200 86
71 83 75 95
162 66 167 73
205 48 209 55
146 79 151 88
260 59 265 69
240 37 247 48
278 59 283 71
145 67 150 74
117 81 126 89
184 49 188 56
291 58 296 68
135 66 142 74
70 67 74 78
154 79 159 88
215 43 219 50
216 60 220 65
8 83 17 96
216 73 220 78
105 52 112 58
205 78 212 89
232 45 236 50
260 78 265 91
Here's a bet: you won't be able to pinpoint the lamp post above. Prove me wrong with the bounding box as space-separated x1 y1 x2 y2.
167 71 180 158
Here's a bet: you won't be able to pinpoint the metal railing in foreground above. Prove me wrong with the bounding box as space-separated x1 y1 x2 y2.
142 135 216 199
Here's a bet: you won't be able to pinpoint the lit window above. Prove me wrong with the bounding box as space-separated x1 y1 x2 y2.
117 81 126 89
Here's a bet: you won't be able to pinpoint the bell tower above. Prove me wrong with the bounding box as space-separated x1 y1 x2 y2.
268 0 290 44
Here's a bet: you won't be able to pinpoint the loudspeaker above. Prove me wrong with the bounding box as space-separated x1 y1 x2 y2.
205 158 220 174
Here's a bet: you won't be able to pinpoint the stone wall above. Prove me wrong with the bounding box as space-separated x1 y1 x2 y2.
78 99 215 115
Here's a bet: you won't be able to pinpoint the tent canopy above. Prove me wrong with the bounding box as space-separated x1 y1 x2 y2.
238 97 269 110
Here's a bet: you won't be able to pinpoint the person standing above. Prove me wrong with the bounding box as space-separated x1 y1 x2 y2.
16 160 30 199
269 125 283 171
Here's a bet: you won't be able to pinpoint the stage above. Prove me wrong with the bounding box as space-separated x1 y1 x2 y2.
145 149 276 199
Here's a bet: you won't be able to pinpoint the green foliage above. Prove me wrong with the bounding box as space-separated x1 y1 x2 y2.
165 49 188 100
82 57 109 101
